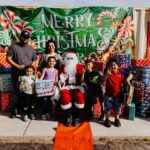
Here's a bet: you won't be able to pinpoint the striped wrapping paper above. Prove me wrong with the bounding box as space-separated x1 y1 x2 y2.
130 66 150 82
131 59 150 66
0 53 11 73
112 54 131 67
0 53 11 68
0 74 11 92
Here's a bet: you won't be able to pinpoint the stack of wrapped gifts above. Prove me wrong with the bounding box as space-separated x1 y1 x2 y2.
130 59 150 118
0 53 11 113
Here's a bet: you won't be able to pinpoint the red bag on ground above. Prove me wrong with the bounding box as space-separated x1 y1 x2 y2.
0 92 11 112
93 97 101 117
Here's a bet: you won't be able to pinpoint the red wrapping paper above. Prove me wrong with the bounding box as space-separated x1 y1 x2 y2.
0 92 11 112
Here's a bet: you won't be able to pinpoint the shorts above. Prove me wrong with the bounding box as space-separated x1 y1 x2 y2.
104 95 122 115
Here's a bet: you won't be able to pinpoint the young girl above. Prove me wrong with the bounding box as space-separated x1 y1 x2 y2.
102 58 133 127
39 56 59 120
18 65 36 122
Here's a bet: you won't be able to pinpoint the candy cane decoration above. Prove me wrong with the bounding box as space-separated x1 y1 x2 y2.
97 11 114 26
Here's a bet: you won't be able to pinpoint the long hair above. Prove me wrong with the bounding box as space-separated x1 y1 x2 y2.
45 39 58 54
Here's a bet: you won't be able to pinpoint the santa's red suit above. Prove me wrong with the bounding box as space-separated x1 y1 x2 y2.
59 53 85 110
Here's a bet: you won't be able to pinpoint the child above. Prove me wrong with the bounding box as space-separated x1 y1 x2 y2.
39 56 59 120
102 58 133 127
82 59 104 121
18 65 36 122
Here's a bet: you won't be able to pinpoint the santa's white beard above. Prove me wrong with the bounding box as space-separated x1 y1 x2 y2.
64 60 77 84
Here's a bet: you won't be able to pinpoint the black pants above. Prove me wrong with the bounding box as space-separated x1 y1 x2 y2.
42 96 52 114
21 92 36 115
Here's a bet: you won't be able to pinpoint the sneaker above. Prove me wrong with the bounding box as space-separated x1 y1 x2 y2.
104 119 111 127
73 117 81 127
46 113 51 120
115 119 121 127
9 113 16 119
42 114 46 120
29 114 36 120
99 113 104 121
65 115 73 127
22 115 29 122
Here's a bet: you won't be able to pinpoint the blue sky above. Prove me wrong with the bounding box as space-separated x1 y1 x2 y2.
0 0 149 7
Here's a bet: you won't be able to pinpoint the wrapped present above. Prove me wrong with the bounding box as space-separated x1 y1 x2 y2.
93 61 106 73
0 92 11 112
112 54 131 67
0 53 11 69
132 81 145 102
0 74 11 92
125 103 135 121
131 59 150 66
144 82 150 101
136 101 150 118
35 80 55 97
130 66 150 82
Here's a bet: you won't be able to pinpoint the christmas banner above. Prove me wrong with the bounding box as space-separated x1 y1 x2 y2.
0 6 134 62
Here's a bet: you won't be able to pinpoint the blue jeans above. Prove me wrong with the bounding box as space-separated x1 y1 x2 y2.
104 95 122 115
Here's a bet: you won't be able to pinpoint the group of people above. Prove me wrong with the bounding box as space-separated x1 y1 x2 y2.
6 30 133 127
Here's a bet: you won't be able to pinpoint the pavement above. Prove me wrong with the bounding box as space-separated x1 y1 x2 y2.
0 112 150 144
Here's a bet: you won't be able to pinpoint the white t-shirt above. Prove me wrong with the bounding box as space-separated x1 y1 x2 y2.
18 75 36 94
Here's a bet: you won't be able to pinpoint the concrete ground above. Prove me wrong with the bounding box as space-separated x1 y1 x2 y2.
0 112 150 143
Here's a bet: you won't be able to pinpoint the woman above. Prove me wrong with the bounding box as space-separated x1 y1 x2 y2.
39 40 62 71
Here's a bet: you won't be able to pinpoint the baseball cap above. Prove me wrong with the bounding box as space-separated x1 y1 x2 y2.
20 30 31 39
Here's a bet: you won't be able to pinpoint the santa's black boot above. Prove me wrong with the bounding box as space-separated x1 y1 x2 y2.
73 108 82 127
64 109 73 127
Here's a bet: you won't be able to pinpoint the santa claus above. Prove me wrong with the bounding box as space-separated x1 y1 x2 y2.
59 52 85 126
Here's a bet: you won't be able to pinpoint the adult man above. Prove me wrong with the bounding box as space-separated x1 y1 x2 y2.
59 52 85 126
7 30 37 118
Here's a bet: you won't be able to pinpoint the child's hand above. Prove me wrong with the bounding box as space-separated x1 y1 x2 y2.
106 68 111 75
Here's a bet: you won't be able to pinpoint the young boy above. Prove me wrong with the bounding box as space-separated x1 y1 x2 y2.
82 59 104 121
103 58 133 127
18 65 37 122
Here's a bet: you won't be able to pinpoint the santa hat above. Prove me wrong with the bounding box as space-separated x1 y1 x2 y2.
64 52 79 63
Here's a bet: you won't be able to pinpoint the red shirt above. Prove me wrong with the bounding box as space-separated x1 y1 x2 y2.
105 71 124 98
